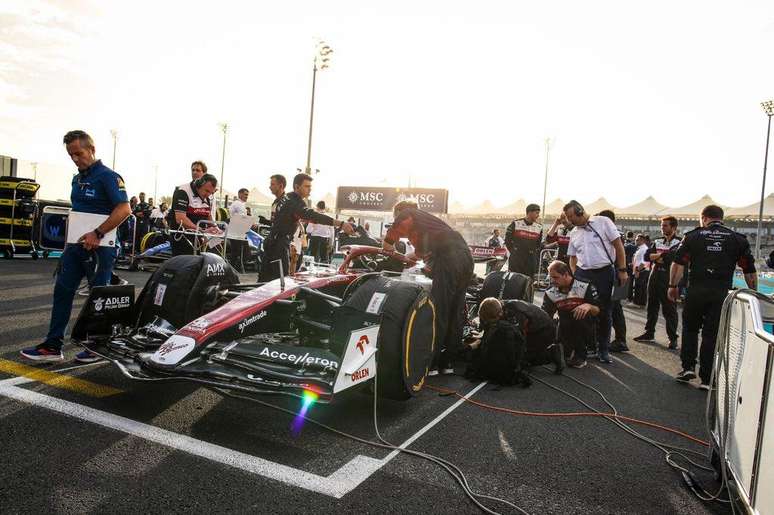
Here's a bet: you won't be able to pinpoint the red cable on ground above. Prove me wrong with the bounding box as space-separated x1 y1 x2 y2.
425 384 709 447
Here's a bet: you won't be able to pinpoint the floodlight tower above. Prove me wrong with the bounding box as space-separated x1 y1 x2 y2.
110 129 118 169
305 40 333 175
218 122 228 203
755 100 774 259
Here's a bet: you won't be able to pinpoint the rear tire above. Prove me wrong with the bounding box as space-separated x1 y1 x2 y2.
479 271 534 303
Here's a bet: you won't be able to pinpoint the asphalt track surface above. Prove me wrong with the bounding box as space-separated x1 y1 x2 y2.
0 258 730 514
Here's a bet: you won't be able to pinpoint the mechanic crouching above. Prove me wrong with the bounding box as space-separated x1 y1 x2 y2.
383 200 474 375
477 297 564 374
541 260 600 369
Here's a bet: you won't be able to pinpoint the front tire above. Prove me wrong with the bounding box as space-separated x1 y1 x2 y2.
341 275 436 400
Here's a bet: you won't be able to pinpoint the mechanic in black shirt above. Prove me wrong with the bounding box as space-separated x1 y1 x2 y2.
542 260 600 368
133 191 152 252
167 174 219 256
634 216 681 349
259 173 353 282
505 203 543 278
258 174 287 227
623 231 637 300
383 200 474 375
478 297 564 373
669 205 757 389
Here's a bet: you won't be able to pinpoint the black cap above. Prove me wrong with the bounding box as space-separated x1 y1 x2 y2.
526 203 540 213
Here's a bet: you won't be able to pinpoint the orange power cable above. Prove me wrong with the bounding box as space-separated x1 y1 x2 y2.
425 384 709 447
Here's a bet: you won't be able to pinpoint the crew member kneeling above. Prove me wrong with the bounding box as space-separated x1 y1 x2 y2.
478 297 564 374
464 303 531 386
167 174 220 256
541 260 600 368
383 199 474 375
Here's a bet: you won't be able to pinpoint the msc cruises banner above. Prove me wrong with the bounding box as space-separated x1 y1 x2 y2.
336 187 449 214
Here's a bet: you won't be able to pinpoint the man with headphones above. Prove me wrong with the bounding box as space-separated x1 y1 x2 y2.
562 200 628 363
167 173 220 256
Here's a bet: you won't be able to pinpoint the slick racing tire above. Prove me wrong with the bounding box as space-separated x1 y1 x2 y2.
135 253 240 330
341 275 436 400
479 270 534 304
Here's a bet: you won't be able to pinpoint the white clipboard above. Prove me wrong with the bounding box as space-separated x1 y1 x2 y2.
66 211 118 247
226 214 256 240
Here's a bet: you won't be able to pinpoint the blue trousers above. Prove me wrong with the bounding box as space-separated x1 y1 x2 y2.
575 265 614 357
45 244 117 349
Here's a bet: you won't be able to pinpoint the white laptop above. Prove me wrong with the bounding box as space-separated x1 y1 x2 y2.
66 211 118 247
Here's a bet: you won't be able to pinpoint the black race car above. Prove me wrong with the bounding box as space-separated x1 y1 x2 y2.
72 246 532 402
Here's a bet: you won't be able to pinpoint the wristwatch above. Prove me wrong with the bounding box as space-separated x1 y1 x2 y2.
93 228 104 239
668 284 678 288
617 267 627 272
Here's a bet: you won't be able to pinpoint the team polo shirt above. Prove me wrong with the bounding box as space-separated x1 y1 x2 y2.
567 216 620 270
541 278 599 323
70 160 128 215
169 181 213 227
645 236 681 273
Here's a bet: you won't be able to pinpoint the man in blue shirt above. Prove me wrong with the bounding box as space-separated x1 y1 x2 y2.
21 130 131 362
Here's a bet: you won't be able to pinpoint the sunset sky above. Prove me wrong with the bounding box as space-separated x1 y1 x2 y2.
2 0 773 209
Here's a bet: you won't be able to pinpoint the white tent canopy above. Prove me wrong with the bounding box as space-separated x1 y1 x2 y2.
726 193 774 219
617 196 669 217
499 198 527 215
665 195 725 217
544 198 567 216
435 193 774 219
584 197 619 214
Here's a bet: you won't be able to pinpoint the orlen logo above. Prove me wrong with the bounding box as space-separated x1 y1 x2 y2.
352 367 370 382
356 335 370 354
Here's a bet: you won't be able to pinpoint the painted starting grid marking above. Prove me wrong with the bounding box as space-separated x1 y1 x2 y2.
0 370 486 499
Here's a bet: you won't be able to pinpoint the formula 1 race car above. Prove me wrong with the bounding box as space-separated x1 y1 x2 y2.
71 246 532 403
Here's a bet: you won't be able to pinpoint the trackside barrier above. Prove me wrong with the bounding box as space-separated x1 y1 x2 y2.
709 289 774 514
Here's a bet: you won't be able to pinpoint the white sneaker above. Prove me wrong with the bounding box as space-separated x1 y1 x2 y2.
77 286 91 296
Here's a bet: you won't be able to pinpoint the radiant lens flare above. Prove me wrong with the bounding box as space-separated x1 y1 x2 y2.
290 390 319 436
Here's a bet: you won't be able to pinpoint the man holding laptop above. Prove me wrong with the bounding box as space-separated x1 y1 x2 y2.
21 130 131 363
